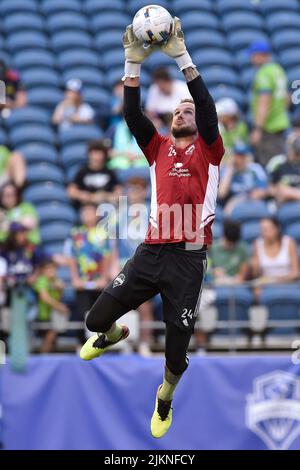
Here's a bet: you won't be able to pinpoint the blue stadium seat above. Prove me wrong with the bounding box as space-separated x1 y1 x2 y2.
63 68 104 89
210 85 246 110
241 67 256 89
41 0 81 15
0 128 8 146
259 0 299 14
85 0 125 14
0 0 38 16
223 12 264 32
228 30 269 51
103 49 125 69
212 221 223 240
185 30 226 52
13 50 56 70
4 13 45 33
115 167 150 184
127 0 169 15
235 51 253 69
59 125 103 146
201 67 239 88
216 205 224 222
6 32 49 52
17 144 58 165
279 49 300 69
37 202 77 225
145 52 174 70
61 143 87 167
24 183 69 204
95 31 123 53
66 164 81 183
266 12 300 32
27 164 65 185
215 286 253 332
58 50 99 70
180 12 220 31
193 49 234 68
40 222 72 244
91 12 131 33
172 0 214 15
231 201 271 224
260 285 300 335
82 88 111 110
217 0 258 13
285 223 300 244
278 202 300 228
10 125 56 147
106 68 126 87
6 107 50 128
272 30 300 51
28 88 64 109
22 69 61 89
51 31 92 52
47 13 88 33
44 242 66 255
241 221 261 244
287 67 300 88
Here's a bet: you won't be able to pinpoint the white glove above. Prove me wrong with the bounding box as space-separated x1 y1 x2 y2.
123 24 157 79
160 17 195 71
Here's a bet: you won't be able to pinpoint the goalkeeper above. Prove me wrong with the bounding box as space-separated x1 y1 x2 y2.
80 18 224 438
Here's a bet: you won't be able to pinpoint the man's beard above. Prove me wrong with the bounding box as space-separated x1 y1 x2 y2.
171 125 197 138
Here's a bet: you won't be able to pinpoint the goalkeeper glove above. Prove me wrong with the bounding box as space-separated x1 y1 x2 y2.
123 24 157 80
160 17 195 71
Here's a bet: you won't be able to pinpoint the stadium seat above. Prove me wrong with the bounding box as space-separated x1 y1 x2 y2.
210 85 246 110
193 50 234 68
66 164 81 183
51 31 93 53
266 12 300 32
13 50 56 70
172 0 214 15
241 220 261 244
6 107 50 128
91 12 131 33
212 221 223 240
287 67 300 88
63 67 105 88
145 52 174 71
40 222 72 244
0 0 38 16
85 0 125 15
27 88 64 109
58 50 99 70
41 0 81 15
82 88 111 111
37 202 77 225
285 223 300 244
272 30 300 51
215 286 253 332
4 13 45 33
230 201 271 224
241 67 256 89
259 0 299 14
17 144 58 165
103 49 125 70
278 202 300 228
127 0 169 15
217 0 259 14
24 183 69 204
279 49 300 70
95 31 124 53
61 143 87 167
180 12 220 32
228 30 269 51
201 67 239 88
260 285 300 335
22 69 61 89
10 125 56 147
222 12 264 33
47 13 88 33
115 167 150 184
27 164 65 185
185 30 226 52
6 32 49 53
106 68 126 87
59 125 103 146
0 128 8 146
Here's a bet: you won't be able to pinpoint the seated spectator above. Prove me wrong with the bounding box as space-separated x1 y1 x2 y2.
0 182 40 244
216 98 249 161
145 67 191 120
69 203 114 344
68 140 122 207
34 259 70 353
269 136 300 204
118 177 154 356
210 219 249 285
52 79 95 131
0 59 27 117
0 144 26 188
218 143 268 215
251 217 299 289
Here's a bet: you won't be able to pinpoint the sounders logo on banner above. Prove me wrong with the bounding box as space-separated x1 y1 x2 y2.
246 370 300 450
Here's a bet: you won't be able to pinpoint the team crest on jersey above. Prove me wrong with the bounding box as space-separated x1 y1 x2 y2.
185 144 195 155
113 273 126 288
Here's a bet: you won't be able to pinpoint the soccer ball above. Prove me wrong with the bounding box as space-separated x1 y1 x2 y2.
132 4 173 45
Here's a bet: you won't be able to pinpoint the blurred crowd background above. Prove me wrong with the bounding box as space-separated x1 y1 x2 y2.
0 0 300 357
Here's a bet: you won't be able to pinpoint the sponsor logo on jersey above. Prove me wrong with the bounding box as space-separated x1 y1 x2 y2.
113 273 126 288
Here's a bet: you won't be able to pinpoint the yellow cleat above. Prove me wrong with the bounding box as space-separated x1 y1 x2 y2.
150 385 173 438
80 326 130 361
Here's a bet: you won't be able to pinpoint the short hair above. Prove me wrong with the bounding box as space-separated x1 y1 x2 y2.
180 98 195 105
87 139 110 157
126 177 148 189
223 219 241 243
153 67 172 82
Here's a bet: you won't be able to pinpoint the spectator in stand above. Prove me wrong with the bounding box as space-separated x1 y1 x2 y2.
268 136 300 204
34 259 70 353
210 219 249 285
216 98 249 161
218 143 268 215
69 203 114 344
251 218 299 300
249 40 290 166
68 140 122 207
0 144 26 188
0 182 40 244
52 79 95 131
118 177 154 356
145 67 191 120
0 59 27 117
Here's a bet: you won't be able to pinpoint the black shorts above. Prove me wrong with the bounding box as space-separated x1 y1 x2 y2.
105 242 207 331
